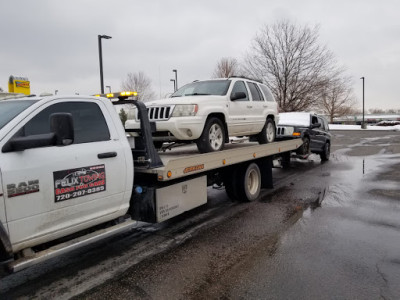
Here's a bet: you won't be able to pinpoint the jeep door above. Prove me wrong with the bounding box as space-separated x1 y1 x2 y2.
309 115 326 152
1 99 128 251
227 81 255 135
246 82 271 133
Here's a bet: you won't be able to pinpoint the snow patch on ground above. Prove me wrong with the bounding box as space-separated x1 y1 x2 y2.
329 124 400 131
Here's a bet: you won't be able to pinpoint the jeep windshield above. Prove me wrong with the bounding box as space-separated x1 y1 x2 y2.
171 80 231 97
0 100 38 130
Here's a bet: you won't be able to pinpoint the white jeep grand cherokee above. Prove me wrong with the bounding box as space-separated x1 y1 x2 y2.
125 77 279 153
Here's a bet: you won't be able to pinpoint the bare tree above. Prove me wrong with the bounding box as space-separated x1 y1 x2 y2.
212 57 241 78
319 74 356 122
121 71 156 101
244 20 336 111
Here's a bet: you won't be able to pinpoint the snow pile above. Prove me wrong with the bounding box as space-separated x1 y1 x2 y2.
278 112 310 126
329 124 400 131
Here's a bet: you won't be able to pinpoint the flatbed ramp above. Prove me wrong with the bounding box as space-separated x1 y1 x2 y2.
135 139 302 181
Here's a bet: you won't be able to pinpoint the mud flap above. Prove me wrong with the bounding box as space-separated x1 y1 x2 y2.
258 157 273 189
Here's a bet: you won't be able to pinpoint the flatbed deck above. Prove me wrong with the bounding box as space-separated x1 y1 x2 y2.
135 139 302 181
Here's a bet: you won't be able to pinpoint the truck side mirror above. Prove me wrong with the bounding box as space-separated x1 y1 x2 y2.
230 92 246 101
50 113 74 145
311 122 321 129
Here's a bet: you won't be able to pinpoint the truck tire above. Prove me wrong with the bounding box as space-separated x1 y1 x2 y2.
197 117 225 153
320 142 330 161
258 118 275 144
224 172 239 201
237 163 262 202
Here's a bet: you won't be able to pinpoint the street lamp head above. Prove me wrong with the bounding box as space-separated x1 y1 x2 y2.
360 77 364 80
172 69 177 73
100 35 112 39
170 79 175 82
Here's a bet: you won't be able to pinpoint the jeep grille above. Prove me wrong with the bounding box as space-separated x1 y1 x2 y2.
138 106 174 121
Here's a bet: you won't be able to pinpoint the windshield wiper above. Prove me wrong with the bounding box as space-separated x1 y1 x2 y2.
186 93 210 96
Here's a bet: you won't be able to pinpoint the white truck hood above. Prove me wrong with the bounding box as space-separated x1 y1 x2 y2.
278 112 311 127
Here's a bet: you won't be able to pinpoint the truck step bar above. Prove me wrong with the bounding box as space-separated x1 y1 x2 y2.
8 219 138 273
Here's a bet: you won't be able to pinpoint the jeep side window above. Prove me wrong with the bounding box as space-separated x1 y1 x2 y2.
23 102 110 144
317 117 326 130
247 82 263 101
259 84 275 102
230 81 249 101
324 119 329 130
311 116 319 126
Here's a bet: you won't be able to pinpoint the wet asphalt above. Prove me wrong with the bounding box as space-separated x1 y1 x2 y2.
79 130 400 300
1 130 400 299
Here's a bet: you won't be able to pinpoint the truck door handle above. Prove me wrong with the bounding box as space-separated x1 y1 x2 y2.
98 152 117 159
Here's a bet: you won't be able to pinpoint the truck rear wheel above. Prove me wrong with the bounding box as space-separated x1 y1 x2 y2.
237 163 262 202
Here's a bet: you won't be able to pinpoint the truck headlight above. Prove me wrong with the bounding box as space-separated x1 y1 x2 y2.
171 104 198 117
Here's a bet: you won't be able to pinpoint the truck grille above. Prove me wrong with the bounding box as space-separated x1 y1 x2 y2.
277 127 285 135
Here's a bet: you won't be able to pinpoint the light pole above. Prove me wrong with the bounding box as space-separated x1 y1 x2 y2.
360 77 365 129
98 34 112 94
172 69 178 91
55 90 58 95
106 85 111 93
170 79 176 92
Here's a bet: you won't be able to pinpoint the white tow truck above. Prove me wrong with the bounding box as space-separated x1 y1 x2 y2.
0 92 301 272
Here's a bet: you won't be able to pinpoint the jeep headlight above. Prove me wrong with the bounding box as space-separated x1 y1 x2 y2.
171 104 198 117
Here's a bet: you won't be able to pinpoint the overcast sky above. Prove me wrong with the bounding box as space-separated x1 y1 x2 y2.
1 0 399 110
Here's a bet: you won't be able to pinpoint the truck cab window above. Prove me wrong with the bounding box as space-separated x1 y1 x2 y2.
24 102 110 144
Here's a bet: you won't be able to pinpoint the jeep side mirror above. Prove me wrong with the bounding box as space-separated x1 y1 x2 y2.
230 91 247 101
50 113 74 145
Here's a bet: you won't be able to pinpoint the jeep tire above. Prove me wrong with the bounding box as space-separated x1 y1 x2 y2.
197 117 225 153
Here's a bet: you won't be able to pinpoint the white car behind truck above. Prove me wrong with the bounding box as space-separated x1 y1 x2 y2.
125 77 280 153
0 93 300 272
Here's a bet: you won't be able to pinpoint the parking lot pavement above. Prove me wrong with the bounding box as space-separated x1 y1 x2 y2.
2 131 399 299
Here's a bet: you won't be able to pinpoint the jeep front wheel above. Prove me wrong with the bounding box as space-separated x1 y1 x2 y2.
258 118 276 144
196 117 225 153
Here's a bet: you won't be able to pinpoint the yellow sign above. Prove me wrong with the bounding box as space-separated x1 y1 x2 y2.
8 75 30 95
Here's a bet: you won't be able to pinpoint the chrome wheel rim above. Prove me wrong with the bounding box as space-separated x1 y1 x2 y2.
266 122 275 142
209 123 223 150
247 169 260 196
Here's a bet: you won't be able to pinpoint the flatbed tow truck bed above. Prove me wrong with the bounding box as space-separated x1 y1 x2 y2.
135 139 302 182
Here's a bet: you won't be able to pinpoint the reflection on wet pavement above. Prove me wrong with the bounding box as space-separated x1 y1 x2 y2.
230 132 400 299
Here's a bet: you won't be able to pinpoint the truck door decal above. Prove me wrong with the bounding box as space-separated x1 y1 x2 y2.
53 165 106 202
6 180 40 198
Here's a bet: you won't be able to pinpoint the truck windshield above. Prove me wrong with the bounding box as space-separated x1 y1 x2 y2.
171 80 231 97
0 100 38 130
